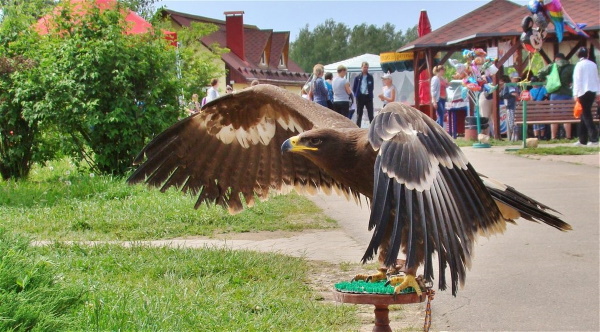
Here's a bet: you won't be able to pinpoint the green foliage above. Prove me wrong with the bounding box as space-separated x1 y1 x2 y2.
0 0 52 180
120 0 158 20
290 19 418 72
0 159 337 240
172 21 227 100
24 2 182 175
514 146 600 155
0 229 85 331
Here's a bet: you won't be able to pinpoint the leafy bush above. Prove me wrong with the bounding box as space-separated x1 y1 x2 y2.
28 3 182 175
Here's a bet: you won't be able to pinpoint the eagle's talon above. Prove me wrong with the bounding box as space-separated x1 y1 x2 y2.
352 268 387 283
387 274 423 296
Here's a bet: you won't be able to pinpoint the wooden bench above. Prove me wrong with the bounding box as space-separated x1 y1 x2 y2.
515 99 599 125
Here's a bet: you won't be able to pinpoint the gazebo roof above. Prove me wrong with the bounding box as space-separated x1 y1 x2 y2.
398 0 600 52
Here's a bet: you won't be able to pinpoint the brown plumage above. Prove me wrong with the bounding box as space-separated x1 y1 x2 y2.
128 84 571 296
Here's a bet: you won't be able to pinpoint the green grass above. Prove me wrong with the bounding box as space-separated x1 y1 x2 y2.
1 230 358 331
0 159 336 241
513 146 600 155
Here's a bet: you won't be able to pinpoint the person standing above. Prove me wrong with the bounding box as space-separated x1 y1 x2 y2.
309 64 329 108
378 73 396 107
499 73 520 141
352 62 375 127
205 78 220 103
537 53 574 139
430 65 448 127
528 76 549 139
572 47 599 146
332 65 353 118
324 72 334 110
186 93 201 116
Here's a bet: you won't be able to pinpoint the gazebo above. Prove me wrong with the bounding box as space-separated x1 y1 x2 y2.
390 0 599 138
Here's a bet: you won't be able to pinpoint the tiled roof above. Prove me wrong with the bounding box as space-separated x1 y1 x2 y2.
162 9 308 85
398 0 599 52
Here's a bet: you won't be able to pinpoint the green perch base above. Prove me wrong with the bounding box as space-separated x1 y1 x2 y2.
334 280 417 295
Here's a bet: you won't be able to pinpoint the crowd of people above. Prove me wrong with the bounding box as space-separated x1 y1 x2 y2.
495 47 599 146
304 61 399 127
185 47 599 146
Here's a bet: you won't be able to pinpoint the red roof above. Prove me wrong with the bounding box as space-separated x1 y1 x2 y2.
162 9 308 86
36 0 152 35
399 0 599 52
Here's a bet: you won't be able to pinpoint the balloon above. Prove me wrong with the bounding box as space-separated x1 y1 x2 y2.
521 16 534 32
521 31 537 53
533 13 548 30
527 0 543 14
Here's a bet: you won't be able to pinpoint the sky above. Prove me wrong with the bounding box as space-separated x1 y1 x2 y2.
154 0 530 42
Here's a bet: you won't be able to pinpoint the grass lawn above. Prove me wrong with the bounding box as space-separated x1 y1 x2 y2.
0 159 337 241
512 146 600 155
1 160 362 331
0 230 358 331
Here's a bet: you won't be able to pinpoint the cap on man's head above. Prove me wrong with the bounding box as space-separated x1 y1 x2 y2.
381 73 392 80
577 47 588 58
510 72 520 79
554 53 565 60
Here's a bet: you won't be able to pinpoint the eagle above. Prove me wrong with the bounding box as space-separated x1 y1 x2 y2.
127 84 571 296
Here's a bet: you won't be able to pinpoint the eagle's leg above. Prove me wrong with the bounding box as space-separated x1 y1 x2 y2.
385 267 422 296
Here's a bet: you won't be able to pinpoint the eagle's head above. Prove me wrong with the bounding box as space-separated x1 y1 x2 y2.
281 128 374 197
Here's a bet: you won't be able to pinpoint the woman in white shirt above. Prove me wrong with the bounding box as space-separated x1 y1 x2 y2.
332 65 353 118
205 78 220 103
378 73 396 107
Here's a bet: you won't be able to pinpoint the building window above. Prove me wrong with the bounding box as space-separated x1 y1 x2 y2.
278 54 286 68
260 51 267 66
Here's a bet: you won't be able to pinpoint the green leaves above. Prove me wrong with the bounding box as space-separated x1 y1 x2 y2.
290 19 418 72
1 0 186 178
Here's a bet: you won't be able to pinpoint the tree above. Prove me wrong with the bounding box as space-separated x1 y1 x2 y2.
290 19 418 73
120 0 158 20
290 20 351 73
24 2 182 175
173 21 227 100
0 0 53 180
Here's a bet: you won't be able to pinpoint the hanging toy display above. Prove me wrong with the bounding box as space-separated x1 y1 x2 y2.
449 49 498 94
523 0 589 50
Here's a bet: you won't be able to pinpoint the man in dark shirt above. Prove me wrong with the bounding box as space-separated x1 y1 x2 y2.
352 62 375 127
538 53 575 139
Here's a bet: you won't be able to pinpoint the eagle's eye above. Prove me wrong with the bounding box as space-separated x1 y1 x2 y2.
309 138 322 146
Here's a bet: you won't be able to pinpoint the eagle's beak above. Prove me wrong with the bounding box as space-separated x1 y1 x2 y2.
281 135 317 153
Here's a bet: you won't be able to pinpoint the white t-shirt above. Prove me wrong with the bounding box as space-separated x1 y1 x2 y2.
382 85 396 105
332 76 350 102
573 58 600 97
206 87 219 103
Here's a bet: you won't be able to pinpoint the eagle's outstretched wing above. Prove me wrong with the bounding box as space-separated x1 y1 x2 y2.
364 103 515 295
128 84 358 213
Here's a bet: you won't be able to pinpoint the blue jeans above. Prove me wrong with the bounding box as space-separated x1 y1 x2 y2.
550 94 571 101
436 98 446 127
315 99 328 108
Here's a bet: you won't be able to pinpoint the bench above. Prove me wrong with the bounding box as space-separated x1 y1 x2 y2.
515 99 599 125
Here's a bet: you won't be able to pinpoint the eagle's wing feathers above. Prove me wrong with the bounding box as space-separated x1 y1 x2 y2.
364 103 506 295
128 84 356 213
